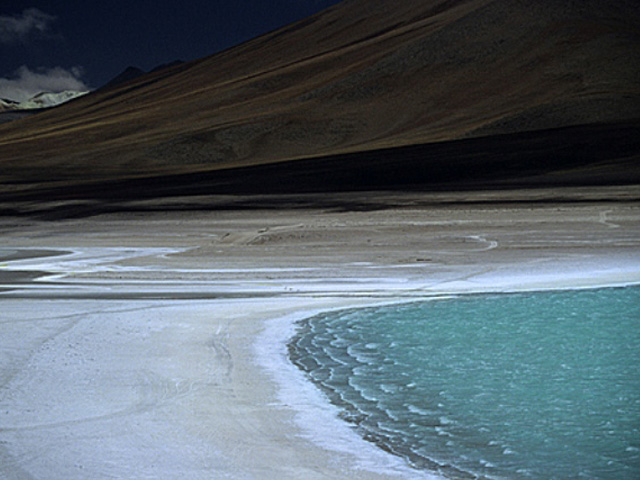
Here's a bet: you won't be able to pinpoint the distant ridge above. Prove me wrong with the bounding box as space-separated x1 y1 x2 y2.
0 98 20 112
0 0 638 199
0 91 88 111
100 66 146 90
100 61 185 90
0 90 89 125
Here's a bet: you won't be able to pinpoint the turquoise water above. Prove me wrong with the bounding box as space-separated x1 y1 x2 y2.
289 287 640 480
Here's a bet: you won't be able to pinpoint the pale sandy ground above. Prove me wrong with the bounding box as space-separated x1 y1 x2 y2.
1 191 639 480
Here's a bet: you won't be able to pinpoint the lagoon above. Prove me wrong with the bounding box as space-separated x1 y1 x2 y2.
290 287 640 479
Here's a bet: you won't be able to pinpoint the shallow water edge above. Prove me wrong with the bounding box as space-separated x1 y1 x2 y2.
265 283 640 480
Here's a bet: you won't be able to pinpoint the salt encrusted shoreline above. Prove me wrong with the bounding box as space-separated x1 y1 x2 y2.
259 284 640 478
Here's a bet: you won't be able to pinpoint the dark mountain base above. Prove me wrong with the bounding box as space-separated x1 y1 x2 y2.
2 120 638 208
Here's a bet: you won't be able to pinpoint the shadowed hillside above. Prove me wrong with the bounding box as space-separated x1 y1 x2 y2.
0 0 639 199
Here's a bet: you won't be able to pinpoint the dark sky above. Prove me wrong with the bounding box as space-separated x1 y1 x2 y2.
0 0 343 101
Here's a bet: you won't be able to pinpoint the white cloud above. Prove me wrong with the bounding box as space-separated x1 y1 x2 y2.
0 66 89 102
0 8 56 44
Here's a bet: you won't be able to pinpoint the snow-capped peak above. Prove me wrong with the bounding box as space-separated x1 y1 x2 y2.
0 98 20 112
16 90 89 110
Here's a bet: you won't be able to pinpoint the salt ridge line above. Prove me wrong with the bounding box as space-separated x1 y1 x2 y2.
2 247 640 296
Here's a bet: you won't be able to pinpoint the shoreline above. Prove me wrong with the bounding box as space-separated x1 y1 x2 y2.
276 285 640 480
256 300 439 480
255 278 640 480
1 198 639 479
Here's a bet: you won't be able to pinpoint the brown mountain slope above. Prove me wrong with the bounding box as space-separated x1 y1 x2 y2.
0 0 639 197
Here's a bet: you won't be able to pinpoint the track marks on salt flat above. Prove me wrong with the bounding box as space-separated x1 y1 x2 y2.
467 235 499 252
0 304 213 436
0 446 38 480
598 209 620 229
0 371 199 433
218 224 305 245
208 324 233 378
429 235 499 255
0 305 164 390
